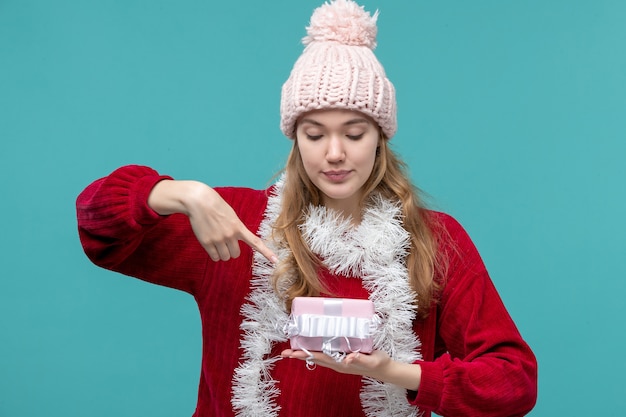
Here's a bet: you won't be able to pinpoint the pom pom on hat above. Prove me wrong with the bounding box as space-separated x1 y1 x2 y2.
280 0 397 139
304 0 379 49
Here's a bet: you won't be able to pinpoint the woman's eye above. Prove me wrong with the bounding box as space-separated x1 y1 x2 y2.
347 133 364 140
306 134 323 140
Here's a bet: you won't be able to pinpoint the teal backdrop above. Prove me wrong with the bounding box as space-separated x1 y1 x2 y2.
1 0 625 415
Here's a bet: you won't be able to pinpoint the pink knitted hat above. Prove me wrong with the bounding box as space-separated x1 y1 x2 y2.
280 0 397 139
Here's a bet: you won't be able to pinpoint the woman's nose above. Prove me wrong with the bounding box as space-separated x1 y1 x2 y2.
326 136 345 162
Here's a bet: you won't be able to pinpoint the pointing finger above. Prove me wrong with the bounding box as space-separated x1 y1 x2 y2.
241 227 278 264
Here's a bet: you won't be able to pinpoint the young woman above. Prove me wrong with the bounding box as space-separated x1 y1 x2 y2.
76 1 537 416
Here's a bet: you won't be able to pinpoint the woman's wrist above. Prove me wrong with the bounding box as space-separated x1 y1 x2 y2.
376 360 422 391
148 180 206 216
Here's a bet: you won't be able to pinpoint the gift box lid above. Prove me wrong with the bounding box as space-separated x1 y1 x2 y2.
291 297 374 318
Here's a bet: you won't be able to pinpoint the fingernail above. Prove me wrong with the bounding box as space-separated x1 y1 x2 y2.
271 256 279 264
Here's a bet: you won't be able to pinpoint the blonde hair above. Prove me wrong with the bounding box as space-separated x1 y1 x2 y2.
271 136 442 319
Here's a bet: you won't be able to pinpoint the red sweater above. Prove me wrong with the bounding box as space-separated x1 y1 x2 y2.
76 165 537 416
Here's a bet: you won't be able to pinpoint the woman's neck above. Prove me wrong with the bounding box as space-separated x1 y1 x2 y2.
320 196 364 226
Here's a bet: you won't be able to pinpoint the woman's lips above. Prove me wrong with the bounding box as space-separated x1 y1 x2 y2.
323 170 351 182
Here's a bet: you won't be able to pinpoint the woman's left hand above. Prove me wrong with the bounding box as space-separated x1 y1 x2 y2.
281 348 389 377
280 348 421 391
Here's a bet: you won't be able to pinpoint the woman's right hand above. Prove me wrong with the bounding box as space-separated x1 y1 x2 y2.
148 180 278 264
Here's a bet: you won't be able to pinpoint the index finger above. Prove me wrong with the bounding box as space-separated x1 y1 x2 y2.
240 227 278 264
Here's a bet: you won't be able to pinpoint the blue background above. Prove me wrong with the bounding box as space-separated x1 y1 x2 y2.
1 0 625 415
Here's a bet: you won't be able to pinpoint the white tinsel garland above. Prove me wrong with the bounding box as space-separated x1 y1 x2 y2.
232 176 422 417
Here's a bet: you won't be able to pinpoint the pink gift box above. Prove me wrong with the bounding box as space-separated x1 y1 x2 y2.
287 297 376 355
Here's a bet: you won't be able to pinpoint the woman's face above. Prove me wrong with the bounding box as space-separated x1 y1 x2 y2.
296 109 380 219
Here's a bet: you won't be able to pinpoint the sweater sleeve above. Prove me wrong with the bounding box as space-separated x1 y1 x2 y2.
76 165 208 295
411 213 537 416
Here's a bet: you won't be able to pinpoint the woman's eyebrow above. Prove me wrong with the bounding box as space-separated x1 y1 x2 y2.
300 118 324 126
344 118 370 126
300 118 370 126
